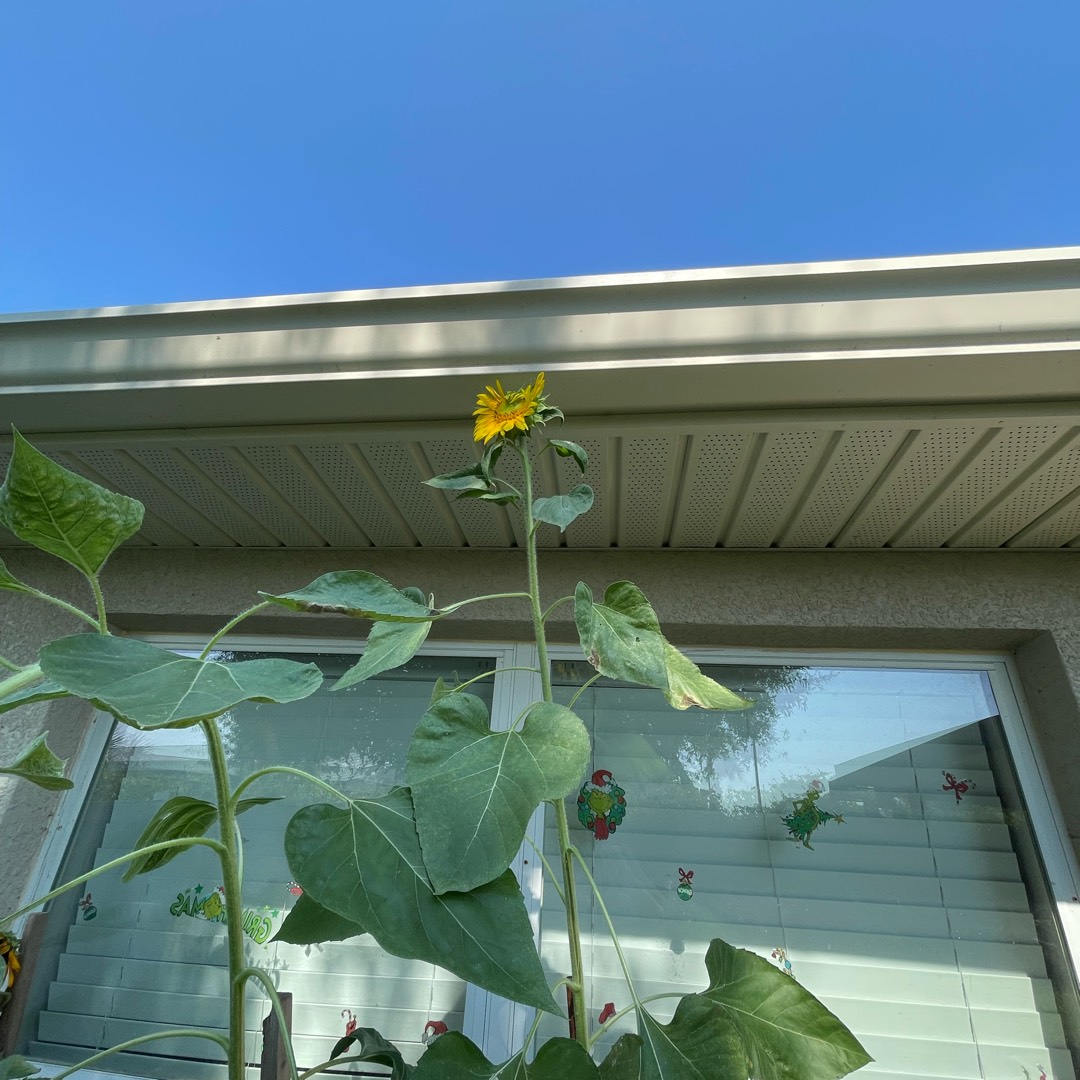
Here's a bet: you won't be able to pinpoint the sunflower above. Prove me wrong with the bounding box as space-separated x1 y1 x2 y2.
472 372 546 444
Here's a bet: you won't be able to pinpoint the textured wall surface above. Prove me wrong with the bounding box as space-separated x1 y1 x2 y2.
1 547 1078 914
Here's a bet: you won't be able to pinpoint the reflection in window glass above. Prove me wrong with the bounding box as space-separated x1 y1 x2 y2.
24 653 495 1078
540 663 1078 1080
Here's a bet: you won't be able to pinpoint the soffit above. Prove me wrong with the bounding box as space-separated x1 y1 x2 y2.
1 248 1079 552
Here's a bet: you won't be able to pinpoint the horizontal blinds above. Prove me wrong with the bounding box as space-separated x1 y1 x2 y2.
538 673 1073 1080
31 660 491 1078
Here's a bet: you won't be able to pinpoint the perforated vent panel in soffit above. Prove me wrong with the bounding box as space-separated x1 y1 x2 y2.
1 418 1078 551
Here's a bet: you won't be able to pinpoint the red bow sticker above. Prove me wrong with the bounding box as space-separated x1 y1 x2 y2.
598 1002 616 1024
942 772 974 803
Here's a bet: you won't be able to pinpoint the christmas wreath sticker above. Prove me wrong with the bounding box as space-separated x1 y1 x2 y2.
578 769 626 840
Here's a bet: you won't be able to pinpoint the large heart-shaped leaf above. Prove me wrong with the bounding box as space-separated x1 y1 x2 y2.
533 485 594 531
0 678 70 716
329 1027 412 1077
261 570 436 623
334 588 432 689
285 789 559 1015
0 430 143 578
273 891 367 945
0 732 71 791
39 635 322 729
598 996 745 1080
699 939 871 1080
414 1032 599 1079
407 693 590 893
574 582 666 687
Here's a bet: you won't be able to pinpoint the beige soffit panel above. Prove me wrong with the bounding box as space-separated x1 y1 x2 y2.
0 407 1077 552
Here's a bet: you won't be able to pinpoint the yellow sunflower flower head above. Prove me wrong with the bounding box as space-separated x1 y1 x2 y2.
472 372 548 444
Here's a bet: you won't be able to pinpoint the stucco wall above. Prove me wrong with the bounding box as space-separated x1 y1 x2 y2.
1 547 1078 916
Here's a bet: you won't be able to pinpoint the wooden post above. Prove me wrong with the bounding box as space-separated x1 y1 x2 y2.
0 913 47 1057
260 992 293 1080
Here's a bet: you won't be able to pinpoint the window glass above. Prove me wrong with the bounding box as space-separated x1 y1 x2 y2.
24 652 495 1078
539 662 1078 1080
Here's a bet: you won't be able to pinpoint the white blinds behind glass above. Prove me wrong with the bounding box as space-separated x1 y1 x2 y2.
29 654 493 1079
538 665 1075 1080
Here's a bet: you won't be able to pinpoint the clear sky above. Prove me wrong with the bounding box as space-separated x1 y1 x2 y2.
2 2 1078 313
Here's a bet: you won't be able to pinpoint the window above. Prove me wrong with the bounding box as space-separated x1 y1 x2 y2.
533 658 1080 1080
18 647 1080 1080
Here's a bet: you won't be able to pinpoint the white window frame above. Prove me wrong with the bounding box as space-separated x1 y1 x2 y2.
24 639 1080 1076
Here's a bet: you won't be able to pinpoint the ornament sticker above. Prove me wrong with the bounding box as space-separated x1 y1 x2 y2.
782 781 843 849
79 893 98 921
942 771 974 803
676 868 694 901
422 1020 448 1044
577 769 626 840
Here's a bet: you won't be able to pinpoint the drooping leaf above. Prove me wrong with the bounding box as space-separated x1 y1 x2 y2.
329 1027 413 1077
0 732 71 791
457 489 518 505
274 891 367 945
334 589 432 689
478 442 503 485
533 485 594 531
0 1055 39 1079
699 939 872 1080
597 996 745 1080
661 645 753 712
414 1032 599 1080
123 797 219 880
39 635 322 730
424 464 491 493
549 439 589 474
0 429 143 577
430 676 454 706
407 693 590 893
261 570 437 623
120 795 279 881
0 678 70 716
574 582 667 687
285 789 559 1015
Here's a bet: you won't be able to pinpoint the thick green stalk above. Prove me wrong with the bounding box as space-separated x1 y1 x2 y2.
518 444 590 1048
0 662 44 701
202 719 248 1080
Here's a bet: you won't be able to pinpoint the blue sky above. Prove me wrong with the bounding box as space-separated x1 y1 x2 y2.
2 2 1078 313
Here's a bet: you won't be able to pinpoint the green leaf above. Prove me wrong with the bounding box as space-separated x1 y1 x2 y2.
661 645 753 712
574 582 667 688
478 442 503 485
574 582 751 713
0 1055 40 1079
414 1032 599 1080
120 795 280 881
0 678 70 716
430 676 455 706
0 429 143 578
598 996 745 1080
407 694 590 893
285 789 559 1015
699 939 871 1080
457 489 518 505
424 464 490 493
261 570 437 623
329 1027 413 1077
533 484 594 531
0 732 72 791
122 797 219 881
39 635 322 730
334 591 432 689
549 439 589 474
273 891 367 945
